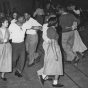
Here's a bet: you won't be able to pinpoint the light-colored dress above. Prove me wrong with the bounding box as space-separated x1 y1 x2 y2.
0 28 12 72
43 40 63 75
73 30 87 52
37 25 63 75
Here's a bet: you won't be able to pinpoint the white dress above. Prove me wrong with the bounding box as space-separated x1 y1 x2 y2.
73 30 87 52
0 28 12 72
37 24 63 75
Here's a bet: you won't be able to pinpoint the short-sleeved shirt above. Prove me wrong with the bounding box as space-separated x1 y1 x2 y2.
47 27 59 40
22 17 42 34
9 23 26 43
59 13 80 32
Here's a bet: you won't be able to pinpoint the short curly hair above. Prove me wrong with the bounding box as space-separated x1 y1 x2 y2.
0 17 8 27
48 17 57 27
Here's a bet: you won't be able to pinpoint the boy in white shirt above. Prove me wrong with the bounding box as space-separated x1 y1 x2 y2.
23 12 42 67
9 15 26 77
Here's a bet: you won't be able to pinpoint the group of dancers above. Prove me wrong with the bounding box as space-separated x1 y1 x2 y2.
0 2 87 88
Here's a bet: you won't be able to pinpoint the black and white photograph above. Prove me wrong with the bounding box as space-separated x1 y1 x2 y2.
0 0 88 88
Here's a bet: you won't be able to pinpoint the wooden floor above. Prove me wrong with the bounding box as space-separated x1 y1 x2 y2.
0 29 88 88
0 45 88 88
38 46 88 88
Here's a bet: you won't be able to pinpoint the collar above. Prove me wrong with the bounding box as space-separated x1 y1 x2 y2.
62 12 67 15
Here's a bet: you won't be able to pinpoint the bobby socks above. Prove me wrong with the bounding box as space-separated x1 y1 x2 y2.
42 74 46 79
53 80 58 85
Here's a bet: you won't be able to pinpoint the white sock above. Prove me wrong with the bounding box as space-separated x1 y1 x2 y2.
53 80 58 85
42 74 46 79
1 73 5 78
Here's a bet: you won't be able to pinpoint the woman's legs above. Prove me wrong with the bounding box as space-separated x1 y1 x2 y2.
53 75 59 85
42 74 47 79
39 74 47 85
52 75 64 87
1 72 7 81
1 72 5 78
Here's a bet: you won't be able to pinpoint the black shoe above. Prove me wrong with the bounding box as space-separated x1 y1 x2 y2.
39 75 45 85
52 83 64 87
1 77 7 81
27 62 35 67
15 70 22 77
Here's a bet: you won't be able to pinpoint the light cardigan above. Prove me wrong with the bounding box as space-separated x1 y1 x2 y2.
42 23 50 43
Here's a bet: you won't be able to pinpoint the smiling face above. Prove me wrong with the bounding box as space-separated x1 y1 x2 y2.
13 12 18 19
2 20 9 28
17 16 25 24
24 13 30 21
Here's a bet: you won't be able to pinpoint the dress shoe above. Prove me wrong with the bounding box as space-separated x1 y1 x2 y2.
52 83 64 87
1 77 7 81
15 70 22 77
27 62 35 67
39 75 45 85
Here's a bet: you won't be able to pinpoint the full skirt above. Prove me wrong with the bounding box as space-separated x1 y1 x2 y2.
73 30 87 52
0 43 12 72
37 40 63 75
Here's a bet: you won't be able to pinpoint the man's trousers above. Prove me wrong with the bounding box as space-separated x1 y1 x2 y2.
12 42 25 73
26 34 39 65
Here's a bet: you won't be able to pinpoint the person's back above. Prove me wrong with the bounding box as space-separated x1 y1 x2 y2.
47 26 59 40
59 13 80 32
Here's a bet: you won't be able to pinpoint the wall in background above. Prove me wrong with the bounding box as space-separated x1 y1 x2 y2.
0 0 35 15
65 0 88 9
9 0 34 14
0 0 88 16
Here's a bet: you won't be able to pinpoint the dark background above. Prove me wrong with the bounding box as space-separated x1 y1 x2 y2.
0 0 88 15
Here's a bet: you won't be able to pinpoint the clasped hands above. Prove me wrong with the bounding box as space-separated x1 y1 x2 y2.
31 26 43 31
0 39 7 44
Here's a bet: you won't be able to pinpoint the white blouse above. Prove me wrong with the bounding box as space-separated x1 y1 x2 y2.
0 28 5 39
9 23 26 43
42 23 51 43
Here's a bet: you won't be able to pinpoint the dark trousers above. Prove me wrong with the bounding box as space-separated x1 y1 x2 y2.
12 42 25 73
